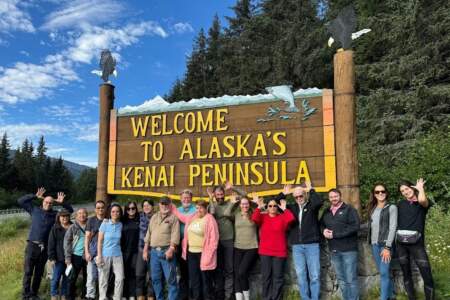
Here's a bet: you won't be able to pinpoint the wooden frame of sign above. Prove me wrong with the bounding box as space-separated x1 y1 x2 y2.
107 89 336 200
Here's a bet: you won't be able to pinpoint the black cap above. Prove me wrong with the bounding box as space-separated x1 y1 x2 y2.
159 197 171 205
58 208 71 216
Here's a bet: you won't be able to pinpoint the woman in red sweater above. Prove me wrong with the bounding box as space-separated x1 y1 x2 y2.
251 194 295 300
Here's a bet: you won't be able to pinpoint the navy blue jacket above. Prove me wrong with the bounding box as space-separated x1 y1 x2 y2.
18 194 74 244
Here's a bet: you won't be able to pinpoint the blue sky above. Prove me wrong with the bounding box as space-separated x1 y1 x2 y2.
0 0 236 167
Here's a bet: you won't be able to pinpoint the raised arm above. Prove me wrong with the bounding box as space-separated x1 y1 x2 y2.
223 195 238 217
18 187 44 213
170 204 192 224
55 192 74 213
414 178 429 208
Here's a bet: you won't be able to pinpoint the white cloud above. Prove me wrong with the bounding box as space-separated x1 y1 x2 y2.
81 96 98 106
0 56 78 104
0 21 167 104
42 104 88 118
0 123 69 147
46 146 73 155
172 22 194 34
20 50 30 57
0 0 35 33
42 0 124 31
73 122 99 142
67 22 168 64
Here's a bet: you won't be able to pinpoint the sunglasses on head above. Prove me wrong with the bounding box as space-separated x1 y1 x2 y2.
374 190 386 195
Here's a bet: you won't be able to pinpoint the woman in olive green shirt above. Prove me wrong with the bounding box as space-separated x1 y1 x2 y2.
224 195 258 300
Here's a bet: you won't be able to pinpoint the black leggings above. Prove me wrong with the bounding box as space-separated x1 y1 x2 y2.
397 242 434 300
67 254 87 300
188 251 214 300
234 248 258 293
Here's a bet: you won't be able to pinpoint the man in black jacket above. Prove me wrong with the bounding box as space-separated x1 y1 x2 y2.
18 187 73 300
320 188 360 300
277 182 323 300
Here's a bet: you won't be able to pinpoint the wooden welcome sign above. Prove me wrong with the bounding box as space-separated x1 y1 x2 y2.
107 87 336 200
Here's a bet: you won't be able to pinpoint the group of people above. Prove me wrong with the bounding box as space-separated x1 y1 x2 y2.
18 178 434 300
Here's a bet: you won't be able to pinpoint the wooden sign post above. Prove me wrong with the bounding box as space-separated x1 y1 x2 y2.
96 83 115 204
333 50 361 212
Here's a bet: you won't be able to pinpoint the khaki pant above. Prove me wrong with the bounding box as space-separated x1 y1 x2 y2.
98 256 124 300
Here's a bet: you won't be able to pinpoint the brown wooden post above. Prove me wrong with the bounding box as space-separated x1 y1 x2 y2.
96 83 115 204
333 50 361 212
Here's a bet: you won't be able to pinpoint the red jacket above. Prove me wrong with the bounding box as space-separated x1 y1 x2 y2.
251 208 295 257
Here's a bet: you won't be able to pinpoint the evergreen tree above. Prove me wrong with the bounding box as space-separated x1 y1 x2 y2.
75 168 97 203
183 29 208 99
0 133 12 189
166 78 185 103
205 14 223 97
49 156 73 197
13 139 36 192
35 136 49 188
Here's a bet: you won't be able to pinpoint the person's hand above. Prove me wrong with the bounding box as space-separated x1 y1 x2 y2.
85 251 92 262
413 178 426 192
381 248 391 263
304 181 312 193
323 229 333 239
283 184 292 195
95 255 104 267
36 187 46 199
206 187 214 200
230 193 239 204
250 193 264 209
165 248 174 260
279 199 287 211
225 181 233 191
65 259 71 266
48 260 55 268
142 250 149 262
55 192 65 204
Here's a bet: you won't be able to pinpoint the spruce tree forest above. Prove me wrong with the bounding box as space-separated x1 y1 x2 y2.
0 134 97 209
165 0 450 208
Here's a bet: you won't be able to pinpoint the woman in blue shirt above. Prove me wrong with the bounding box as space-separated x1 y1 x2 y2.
96 203 124 300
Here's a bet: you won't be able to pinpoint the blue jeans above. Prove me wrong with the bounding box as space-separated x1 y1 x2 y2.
151 248 178 300
292 243 320 300
371 244 394 300
50 261 68 296
330 251 359 300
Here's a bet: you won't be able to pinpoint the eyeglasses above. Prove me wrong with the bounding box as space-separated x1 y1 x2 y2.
374 190 386 195
267 205 277 208
127 207 137 211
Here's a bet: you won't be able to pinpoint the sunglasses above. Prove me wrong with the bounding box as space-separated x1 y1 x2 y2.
374 190 386 195
267 204 277 208
127 207 137 211
295 195 304 198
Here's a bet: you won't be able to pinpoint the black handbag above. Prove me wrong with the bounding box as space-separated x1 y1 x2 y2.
396 230 422 244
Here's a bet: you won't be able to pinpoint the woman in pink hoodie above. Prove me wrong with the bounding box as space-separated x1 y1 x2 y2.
171 200 219 300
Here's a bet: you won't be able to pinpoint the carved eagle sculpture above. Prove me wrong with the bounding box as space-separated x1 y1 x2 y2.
91 49 117 82
327 5 357 50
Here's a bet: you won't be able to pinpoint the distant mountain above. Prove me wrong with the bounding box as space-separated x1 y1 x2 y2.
8 150 93 179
